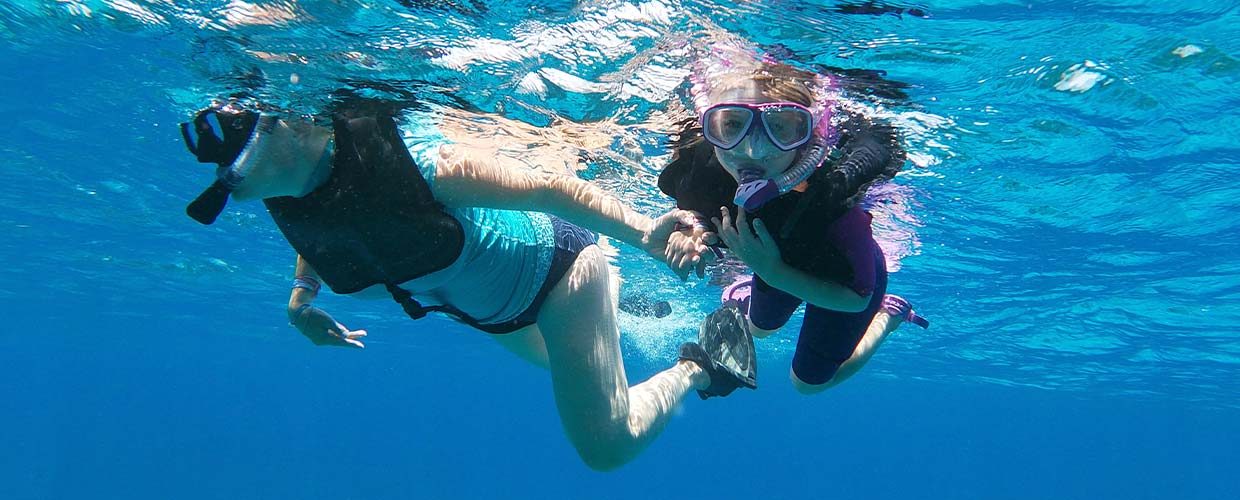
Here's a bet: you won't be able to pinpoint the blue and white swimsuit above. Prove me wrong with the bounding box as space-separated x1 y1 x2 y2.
349 112 595 330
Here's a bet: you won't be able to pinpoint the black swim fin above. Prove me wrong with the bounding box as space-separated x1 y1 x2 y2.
678 300 758 399
618 293 672 318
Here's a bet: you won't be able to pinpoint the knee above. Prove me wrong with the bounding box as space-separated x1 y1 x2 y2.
792 378 832 395
571 431 638 471
577 450 629 472
750 323 780 339
749 314 788 336
790 367 837 395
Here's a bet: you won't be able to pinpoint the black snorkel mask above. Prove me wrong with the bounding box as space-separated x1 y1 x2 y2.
180 104 260 225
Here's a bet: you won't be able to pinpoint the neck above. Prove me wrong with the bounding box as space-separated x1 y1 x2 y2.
293 136 335 197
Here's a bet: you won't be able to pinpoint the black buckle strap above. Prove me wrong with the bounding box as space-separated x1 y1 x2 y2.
383 282 485 328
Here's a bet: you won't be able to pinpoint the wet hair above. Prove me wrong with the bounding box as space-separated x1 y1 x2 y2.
704 62 820 108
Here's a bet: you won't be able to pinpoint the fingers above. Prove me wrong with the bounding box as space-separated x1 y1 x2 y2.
663 230 719 281
664 237 688 280
325 323 366 349
736 208 763 242
712 210 740 250
711 217 730 248
734 207 765 248
752 217 776 247
675 252 696 280
675 209 699 228
697 242 718 264
702 231 720 247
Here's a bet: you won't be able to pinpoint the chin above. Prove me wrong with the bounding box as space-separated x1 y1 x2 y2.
229 182 268 201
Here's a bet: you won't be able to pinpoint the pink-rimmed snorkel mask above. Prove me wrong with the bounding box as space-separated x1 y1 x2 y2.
701 101 816 151
689 43 839 210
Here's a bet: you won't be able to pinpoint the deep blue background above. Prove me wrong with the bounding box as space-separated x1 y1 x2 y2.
5 298 1236 499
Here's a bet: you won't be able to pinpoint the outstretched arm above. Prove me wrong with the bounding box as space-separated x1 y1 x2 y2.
429 144 708 278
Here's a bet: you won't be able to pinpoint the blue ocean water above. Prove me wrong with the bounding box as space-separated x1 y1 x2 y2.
2 0 1238 498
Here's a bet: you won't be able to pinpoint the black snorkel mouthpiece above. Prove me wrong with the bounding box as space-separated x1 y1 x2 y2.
186 179 233 225
180 104 260 225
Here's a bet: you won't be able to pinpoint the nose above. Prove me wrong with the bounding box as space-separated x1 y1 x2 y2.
737 127 780 159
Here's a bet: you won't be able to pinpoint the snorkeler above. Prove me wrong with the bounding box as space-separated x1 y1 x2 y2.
658 46 929 393
178 98 755 470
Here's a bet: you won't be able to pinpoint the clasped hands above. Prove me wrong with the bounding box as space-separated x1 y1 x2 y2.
649 206 783 280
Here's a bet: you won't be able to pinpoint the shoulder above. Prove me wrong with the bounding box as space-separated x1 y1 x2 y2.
660 140 737 214
818 206 872 253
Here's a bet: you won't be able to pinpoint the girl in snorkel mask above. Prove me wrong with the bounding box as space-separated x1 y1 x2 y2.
701 73 833 212
659 50 930 395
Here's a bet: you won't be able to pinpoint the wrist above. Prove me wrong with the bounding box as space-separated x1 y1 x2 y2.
289 276 320 308
751 260 787 287
639 217 659 251
288 303 312 326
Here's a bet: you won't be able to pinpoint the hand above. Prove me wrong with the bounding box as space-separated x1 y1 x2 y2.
289 304 367 348
712 206 782 278
645 209 716 280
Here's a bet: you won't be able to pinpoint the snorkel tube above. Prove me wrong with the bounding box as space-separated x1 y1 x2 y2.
733 134 830 210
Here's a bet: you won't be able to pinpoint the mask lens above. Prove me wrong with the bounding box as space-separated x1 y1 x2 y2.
703 106 755 149
180 122 200 153
182 111 226 153
203 112 225 143
182 107 260 166
760 107 813 150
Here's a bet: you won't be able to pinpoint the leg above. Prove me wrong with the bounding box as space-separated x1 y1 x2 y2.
491 324 549 369
536 245 707 471
810 294 930 389
791 310 902 393
789 251 892 394
746 275 802 339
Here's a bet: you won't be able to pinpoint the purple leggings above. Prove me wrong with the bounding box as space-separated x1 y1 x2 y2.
747 246 888 385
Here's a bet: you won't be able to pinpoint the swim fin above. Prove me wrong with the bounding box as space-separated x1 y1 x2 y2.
882 294 930 329
678 300 758 399
721 274 753 313
618 293 672 318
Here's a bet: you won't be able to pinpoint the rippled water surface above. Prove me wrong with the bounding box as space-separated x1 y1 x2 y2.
2 1 1238 498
